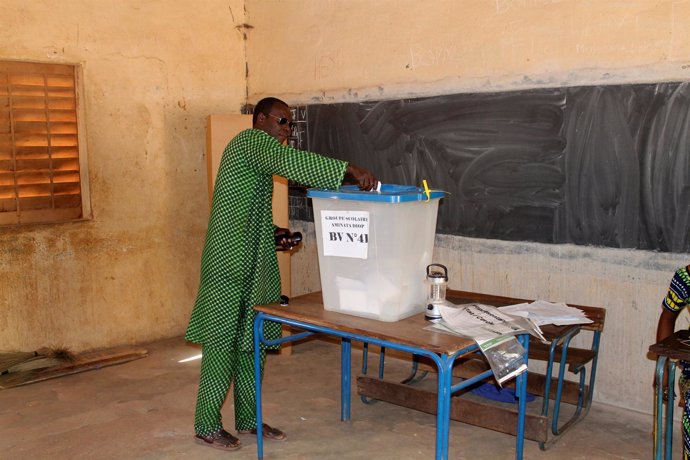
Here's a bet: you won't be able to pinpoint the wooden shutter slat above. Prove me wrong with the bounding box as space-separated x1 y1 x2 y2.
53 159 79 170
0 133 12 150
18 184 52 196
45 75 74 87
11 97 47 109
13 135 77 148
48 99 76 110
54 183 81 195
16 173 51 185
48 111 77 122
0 198 17 212
51 147 78 159
15 147 49 158
14 134 50 147
13 122 77 134
18 195 52 210
50 123 78 134
0 185 16 197
0 175 15 186
53 177 81 186
9 87 46 97
51 134 78 147
13 122 49 135
16 159 51 170
9 74 45 86
13 110 47 122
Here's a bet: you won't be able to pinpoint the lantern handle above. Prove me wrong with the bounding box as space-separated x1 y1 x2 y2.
426 263 448 280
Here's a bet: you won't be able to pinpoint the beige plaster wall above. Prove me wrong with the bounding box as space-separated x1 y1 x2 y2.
245 0 690 414
1 0 687 416
247 0 690 101
0 0 248 352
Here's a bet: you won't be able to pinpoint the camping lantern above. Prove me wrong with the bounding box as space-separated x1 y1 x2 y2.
425 264 448 322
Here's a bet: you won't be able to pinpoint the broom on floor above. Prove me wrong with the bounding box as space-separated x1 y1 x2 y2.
0 351 40 372
0 348 76 388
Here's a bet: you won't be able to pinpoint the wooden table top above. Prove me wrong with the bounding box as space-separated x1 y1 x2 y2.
649 329 690 361
254 288 602 355
254 290 538 356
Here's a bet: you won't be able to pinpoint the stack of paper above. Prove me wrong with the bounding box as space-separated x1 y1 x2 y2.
497 300 592 326
433 302 546 342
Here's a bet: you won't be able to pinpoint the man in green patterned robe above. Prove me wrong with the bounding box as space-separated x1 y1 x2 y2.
186 97 377 451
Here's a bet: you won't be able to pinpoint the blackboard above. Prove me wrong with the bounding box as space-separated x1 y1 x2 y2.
291 82 690 253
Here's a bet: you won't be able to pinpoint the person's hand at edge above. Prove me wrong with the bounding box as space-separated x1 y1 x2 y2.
274 227 299 251
345 164 378 191
655 307 680 399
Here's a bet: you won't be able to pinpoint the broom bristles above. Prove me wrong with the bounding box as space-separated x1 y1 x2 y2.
0 347 76 389
0 369 39 388
0 351 38 373
48 348 76 362
7 356 65 373
0 347 75 374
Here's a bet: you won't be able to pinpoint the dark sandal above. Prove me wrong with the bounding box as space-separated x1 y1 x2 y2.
239 423 286 441
195 429 242 450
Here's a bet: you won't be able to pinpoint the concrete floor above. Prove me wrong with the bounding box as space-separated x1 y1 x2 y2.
0 337 676 459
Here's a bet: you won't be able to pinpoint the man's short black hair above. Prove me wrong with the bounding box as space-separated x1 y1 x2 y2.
253 97 288 124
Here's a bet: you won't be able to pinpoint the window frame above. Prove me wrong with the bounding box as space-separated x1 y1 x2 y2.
0 60 92 227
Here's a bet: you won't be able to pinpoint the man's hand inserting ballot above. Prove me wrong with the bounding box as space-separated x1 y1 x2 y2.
346 163 378 191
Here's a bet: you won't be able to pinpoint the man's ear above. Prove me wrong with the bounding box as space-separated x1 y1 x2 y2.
253 112 265 129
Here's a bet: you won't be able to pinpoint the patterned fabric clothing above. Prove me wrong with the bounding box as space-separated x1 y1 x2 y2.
194 345 266 434
662 265 690 459
186 128 347 435
185 128 347 352
663 265 690 314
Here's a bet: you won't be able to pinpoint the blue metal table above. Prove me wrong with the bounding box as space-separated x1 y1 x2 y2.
650 329 690 460
252 291 529 460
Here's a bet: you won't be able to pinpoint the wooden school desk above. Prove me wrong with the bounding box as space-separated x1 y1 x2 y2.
649 329 690 460
252 291 530 460
362 289 606 450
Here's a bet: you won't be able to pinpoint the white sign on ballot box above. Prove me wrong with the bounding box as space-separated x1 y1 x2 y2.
320 210 370 259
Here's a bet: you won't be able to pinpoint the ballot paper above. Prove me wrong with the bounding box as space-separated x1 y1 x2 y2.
497 300 593 327
434 302 546 343
428 300 590 386
430 303 545 385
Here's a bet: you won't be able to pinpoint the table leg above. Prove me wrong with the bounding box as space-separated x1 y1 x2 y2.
254 313 265 460
515 334 528 460
665 362 676 460
341 338 351 421
435 355 452 460
654 356 668 460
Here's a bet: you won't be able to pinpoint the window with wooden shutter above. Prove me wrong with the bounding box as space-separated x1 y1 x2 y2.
0 60 91 226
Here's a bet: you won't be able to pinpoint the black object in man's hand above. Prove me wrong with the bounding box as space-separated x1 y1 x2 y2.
274 227 302 251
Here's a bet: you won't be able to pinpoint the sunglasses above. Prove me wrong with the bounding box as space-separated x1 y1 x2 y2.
266 113 295 129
